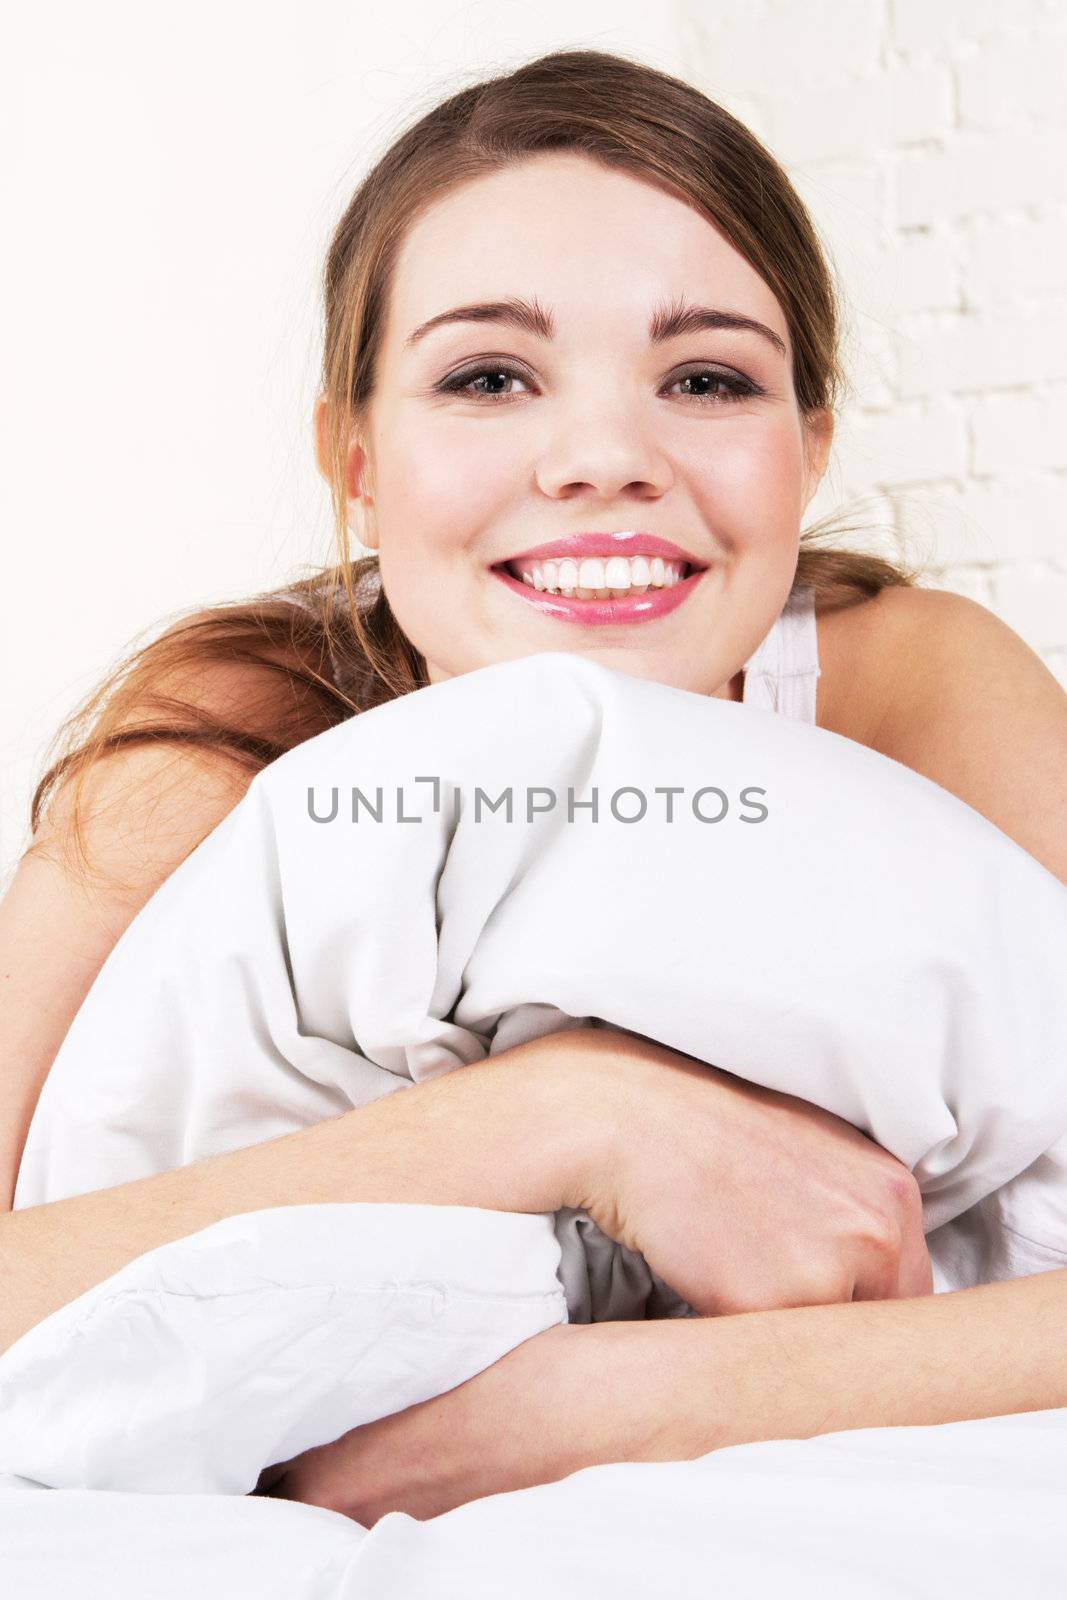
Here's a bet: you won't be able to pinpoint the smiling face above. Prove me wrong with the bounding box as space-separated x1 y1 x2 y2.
322 151 833 698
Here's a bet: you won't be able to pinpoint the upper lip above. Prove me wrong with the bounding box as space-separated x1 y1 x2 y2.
495 531 708 570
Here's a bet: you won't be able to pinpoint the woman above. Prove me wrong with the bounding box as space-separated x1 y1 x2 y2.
2 48 1066 1526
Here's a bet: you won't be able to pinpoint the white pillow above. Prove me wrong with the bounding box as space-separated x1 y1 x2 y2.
0 1203 564 1493
7 650 1067 1488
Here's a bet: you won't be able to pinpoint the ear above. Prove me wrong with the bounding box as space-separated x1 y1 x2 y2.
801 408 834 511
314 396 377 550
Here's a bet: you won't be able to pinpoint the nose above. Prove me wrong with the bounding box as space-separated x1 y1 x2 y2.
534 397 674 504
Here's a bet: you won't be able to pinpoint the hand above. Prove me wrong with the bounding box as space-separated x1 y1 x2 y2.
253 1322 625 1527
552 1026 933 1316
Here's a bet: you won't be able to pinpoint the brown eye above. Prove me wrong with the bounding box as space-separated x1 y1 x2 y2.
436 364 532 401
668 369 762 404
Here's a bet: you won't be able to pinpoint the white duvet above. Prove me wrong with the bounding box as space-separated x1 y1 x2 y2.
4 650 1067 1595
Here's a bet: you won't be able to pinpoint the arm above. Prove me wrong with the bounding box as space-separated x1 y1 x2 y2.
2 634 336 1213
0 1021 933 1372
281 1243 1067 1526
566 1265 1067 1463
0 745 258 1211
267 1267 1067 1523
0 1034 591 1360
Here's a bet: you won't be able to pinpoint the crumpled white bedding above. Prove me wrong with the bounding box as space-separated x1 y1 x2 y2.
4 1401 1067 1599
4 650 1067 1594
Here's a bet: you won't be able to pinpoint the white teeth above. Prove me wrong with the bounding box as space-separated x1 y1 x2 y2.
514 553 690 597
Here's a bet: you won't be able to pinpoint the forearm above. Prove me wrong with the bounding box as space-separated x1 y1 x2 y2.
0 1038 588 1359
575 1267 1067 1464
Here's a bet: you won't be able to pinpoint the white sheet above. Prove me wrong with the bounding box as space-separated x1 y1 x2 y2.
4 1202 1067 1596
4 1397 1067 1598
5 651 1067 1592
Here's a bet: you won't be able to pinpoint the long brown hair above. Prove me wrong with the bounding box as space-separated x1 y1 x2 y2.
28 46 925 877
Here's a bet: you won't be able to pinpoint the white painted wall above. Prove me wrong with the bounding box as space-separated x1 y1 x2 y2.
4 0 1064 883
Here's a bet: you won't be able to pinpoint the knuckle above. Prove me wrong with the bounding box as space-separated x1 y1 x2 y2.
857 1205 904 1263
885 1167 924 1223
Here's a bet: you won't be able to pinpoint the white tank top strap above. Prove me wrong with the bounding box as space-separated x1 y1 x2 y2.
741 582 820 724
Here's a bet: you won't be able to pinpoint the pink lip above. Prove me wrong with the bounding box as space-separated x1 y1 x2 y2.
490 563 708 626
496 531 707 568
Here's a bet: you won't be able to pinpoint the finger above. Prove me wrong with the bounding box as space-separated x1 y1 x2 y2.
851 1200 932 1303
894 1209 935 1298
848 1234 901 1303
688 1262 855 1317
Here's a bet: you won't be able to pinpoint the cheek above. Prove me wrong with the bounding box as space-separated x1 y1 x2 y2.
371 422 498 635
380 416 516 530
684 419 808 540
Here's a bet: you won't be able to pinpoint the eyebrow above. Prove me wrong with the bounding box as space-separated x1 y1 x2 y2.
403 295 788 359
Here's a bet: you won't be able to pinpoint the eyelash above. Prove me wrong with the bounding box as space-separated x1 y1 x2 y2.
433 363 766 407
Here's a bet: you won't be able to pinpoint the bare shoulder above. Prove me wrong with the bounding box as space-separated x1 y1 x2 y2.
816 583 1064 745
815 585 1012 739
812 583 927 745
816 584 1067 886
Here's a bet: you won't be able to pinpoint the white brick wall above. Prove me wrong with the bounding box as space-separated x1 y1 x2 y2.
679 0 1067 688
